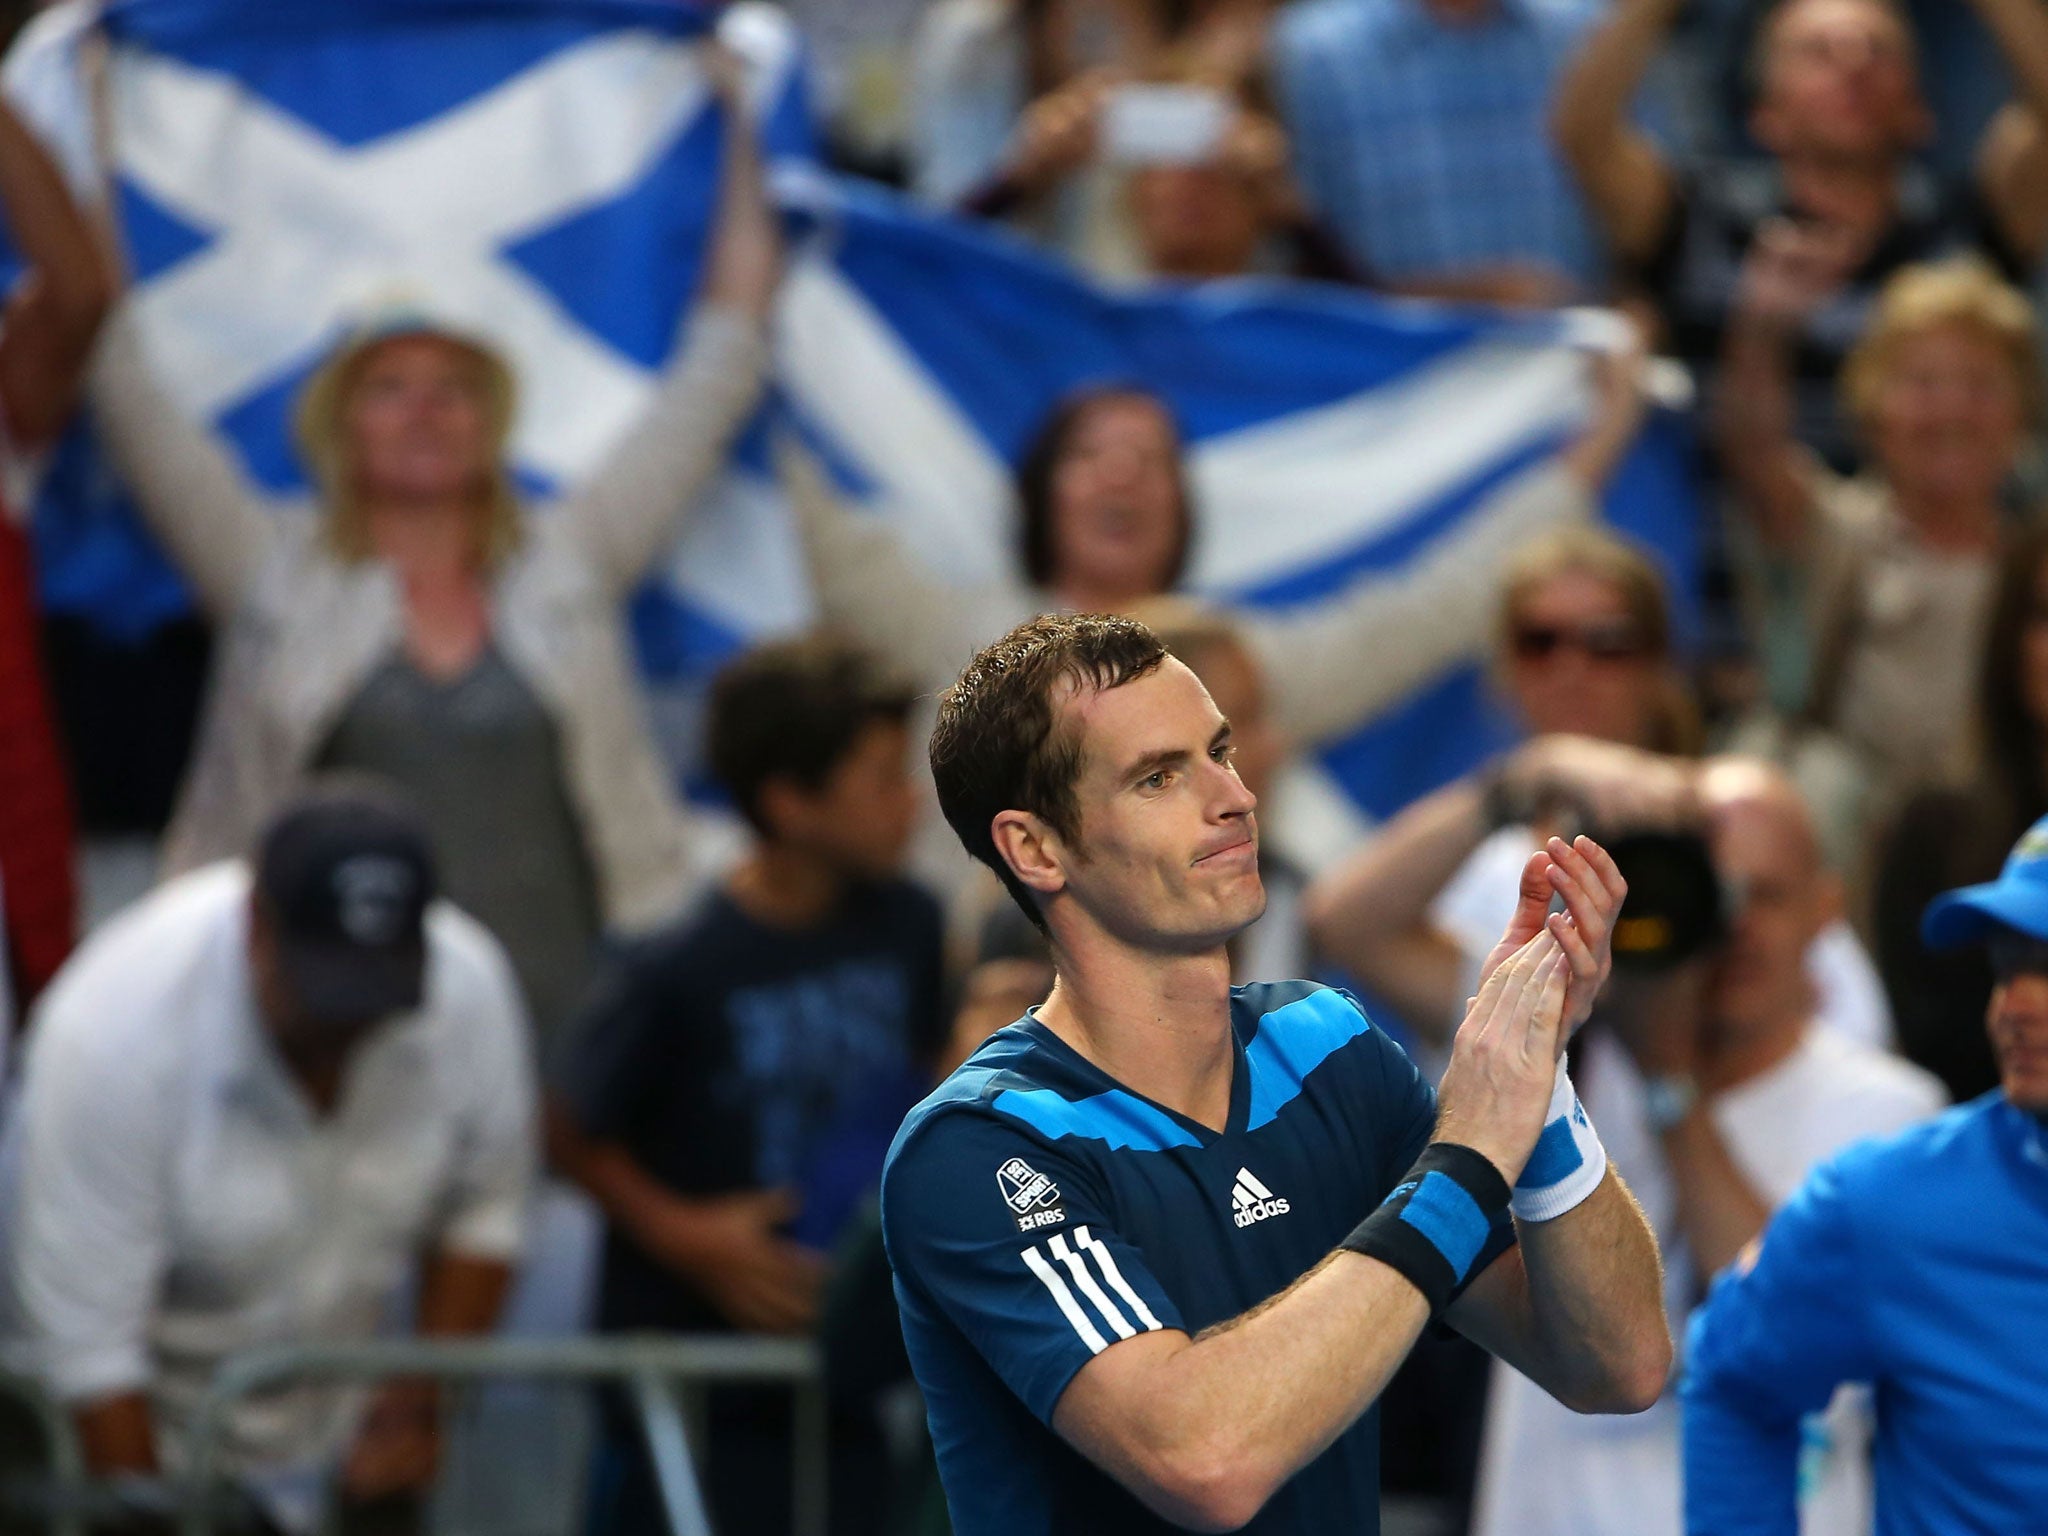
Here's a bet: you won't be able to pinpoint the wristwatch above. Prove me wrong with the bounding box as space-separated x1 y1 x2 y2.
1642 1073 1700 1135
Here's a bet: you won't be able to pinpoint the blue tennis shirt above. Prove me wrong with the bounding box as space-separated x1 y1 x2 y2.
1684 1093 2048 1535
880 980 1516 1535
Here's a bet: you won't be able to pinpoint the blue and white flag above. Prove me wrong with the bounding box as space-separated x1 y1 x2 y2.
4 0 815 635
704 182 1701 816
6 0 1699 822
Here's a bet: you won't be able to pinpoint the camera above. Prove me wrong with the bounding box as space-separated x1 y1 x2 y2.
1598 828 1724 974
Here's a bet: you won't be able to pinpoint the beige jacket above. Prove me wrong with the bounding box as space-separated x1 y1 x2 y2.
785 446 1596 747
91 304 769 934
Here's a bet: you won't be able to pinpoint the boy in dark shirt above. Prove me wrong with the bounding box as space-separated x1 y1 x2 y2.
550 634 943 1534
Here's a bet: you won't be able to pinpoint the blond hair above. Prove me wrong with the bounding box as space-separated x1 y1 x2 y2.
1497 524 1702 757
1841 257 2042 432
295 326 525 568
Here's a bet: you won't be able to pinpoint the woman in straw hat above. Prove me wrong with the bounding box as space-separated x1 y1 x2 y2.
87 47 778 1043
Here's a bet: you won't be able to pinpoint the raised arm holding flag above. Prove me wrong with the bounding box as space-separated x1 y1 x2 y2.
76 13 779 1043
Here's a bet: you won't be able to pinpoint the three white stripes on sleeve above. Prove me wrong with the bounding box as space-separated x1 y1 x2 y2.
1020 1226 1164 1354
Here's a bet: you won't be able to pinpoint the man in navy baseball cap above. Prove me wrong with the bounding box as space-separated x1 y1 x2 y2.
252 780 437 1036
6 775 532 1517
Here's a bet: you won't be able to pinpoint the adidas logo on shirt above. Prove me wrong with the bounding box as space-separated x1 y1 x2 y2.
1231 1167 1290 1228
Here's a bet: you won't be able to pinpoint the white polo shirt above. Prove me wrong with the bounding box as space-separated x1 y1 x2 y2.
1 861 536 1480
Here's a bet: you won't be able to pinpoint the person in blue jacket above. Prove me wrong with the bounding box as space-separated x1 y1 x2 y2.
1682 813 2048 1534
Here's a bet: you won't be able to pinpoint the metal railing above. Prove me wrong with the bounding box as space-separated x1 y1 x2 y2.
5 1335 825 1536
0 1367 88 1536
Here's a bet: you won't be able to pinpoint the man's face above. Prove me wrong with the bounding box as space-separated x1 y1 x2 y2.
1986 931 2048 1112
1048 658 1265 953
766 718 921 880
1751 0 1928 165
1703 789 1831 1042
247 899 390 1066
1131 162 1264 280
1176 638 1282 805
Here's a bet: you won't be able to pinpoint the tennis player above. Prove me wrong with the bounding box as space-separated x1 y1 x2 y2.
882 614 1670 1534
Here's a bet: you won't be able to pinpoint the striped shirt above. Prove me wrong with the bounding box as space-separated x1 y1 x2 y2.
881 981 1516 1534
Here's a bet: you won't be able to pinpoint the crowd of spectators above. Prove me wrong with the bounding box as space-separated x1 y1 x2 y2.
2 0 2046 1533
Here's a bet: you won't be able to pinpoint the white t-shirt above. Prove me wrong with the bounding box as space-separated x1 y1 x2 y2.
1467 1020 1944 1536
0 862 536 1485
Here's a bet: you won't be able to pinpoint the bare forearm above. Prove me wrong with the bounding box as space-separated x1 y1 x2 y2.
0 103 110 318
546 1101 681 1250
1301 774 1488 1026
0 101 113 445
1306 775 1489 951
1558 359 1648 495
1549 0 1680 259
416 1251 511 1337
1057 1252 1431 1530
1552 0 1680 150
1502 1170 1670 1412
74 1391 158 1477
1974 0 2048 121
1715 319 1812 551
1659 1108 1772 1278
701 87 779 318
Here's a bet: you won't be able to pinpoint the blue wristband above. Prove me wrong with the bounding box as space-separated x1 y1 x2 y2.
1512 1070 1607 1222
1342 1143 1510 1315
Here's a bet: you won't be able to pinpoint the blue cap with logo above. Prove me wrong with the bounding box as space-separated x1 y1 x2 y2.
1922 814 2048 949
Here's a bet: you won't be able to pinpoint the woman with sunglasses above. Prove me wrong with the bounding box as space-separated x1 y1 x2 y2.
1303 520 1890 1055
1302 531 1898 1536
1303 525 1703 1058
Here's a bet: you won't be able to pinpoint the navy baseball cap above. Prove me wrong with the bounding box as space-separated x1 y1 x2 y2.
255 785 437 1023
1922 814 2048 949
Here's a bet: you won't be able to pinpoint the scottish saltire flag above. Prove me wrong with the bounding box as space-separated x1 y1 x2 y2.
3 0 816 637
5 0 1699 824
730 181 1701 817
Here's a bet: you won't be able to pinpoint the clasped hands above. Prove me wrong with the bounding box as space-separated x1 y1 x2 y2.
1435 834 1628 1186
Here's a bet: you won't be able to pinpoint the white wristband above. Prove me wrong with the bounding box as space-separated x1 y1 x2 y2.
1511 1069 1607 1222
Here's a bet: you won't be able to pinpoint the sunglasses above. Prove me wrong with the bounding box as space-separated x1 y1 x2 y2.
1509 622 1650 664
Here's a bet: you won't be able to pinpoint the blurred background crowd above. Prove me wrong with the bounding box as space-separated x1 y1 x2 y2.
0 0 2042 1533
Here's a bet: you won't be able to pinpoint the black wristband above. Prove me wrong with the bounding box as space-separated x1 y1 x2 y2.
1340 1143 1512 1316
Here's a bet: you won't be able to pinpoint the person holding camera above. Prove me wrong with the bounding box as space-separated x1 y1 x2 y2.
1308 745 1943 1536
1303 523 1893 1068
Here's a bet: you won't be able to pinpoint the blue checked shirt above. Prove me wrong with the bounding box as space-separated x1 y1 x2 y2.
1273 0 1605 289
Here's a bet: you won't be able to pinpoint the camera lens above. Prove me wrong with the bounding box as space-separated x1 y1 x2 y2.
1603 831 1725 973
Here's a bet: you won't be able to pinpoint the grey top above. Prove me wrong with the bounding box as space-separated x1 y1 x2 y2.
318 647 601 1048
89 303 769 933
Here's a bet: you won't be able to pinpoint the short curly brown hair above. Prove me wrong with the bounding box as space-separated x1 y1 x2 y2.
930 613 1168 927
709 633 918 837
